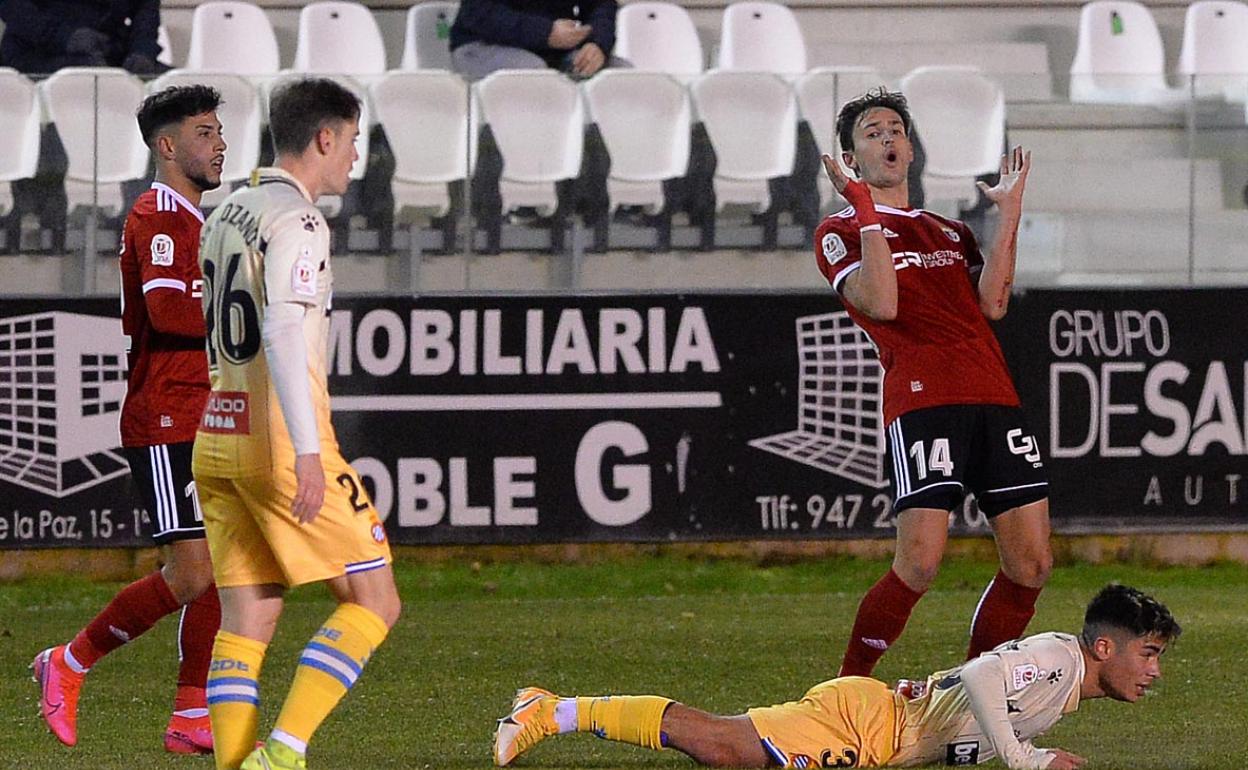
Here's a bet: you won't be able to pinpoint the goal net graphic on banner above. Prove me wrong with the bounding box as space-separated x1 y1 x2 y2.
0 312 129 497
749 311 889 488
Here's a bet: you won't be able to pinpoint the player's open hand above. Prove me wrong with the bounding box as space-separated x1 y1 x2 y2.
292 453 326 524
821 153 854 195
1043 748 1087 770
977 145 1031 214
822 153 876 214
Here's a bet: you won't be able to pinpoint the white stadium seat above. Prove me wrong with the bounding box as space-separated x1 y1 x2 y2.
474 70 583 216
294 1 387 81
370 70 476 219
149 71 264 209
186 1 281 77
717 1 806 77
689 70 797 213
1178 0 1248 100
900 66 1005 210
615 2 704 80
157 25 175 67
0 68 41 218
39 68 148 217
794 66 887 210
402 2 459 71
1069 1 1184 106
582 70 691 214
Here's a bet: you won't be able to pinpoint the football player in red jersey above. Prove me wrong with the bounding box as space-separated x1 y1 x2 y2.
31 85 226 755
812 88 1051 679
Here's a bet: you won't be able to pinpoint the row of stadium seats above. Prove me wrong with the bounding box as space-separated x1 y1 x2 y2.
157 0 1248 106
0 64 1010 255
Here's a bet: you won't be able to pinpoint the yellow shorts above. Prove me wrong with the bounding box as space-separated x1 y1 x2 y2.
747 677 901 769
198 452 392 588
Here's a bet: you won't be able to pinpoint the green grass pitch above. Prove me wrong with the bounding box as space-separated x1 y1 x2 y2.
1 555 1246 769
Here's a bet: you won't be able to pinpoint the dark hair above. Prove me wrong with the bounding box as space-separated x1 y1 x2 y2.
1080 584 1182 648
835 87 912 153
268 77 361 157
136 85 222 148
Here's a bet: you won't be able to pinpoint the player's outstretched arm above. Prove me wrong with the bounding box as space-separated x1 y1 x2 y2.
961 654 1082 770
823 153 898 321
974 146 1031 320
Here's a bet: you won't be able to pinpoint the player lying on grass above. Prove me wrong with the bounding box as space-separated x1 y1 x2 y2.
495 584 1179 769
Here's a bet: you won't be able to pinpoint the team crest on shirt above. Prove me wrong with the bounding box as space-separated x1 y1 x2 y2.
821 232 847 263
1011 663 1040 690
940 226 961 243
292 244 318 297
150 233 174 266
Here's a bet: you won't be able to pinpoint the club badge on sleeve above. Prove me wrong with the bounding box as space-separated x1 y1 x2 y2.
292 244 318 297
822 232 847 264
151 233 175 266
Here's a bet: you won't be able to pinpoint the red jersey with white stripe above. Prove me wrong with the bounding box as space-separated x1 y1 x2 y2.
119 183 210 447
814 203 1019 426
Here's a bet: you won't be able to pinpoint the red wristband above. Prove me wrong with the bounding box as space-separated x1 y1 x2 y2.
842 180 880 229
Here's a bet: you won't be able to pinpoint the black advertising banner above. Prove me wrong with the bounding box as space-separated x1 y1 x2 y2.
1 291 1244 548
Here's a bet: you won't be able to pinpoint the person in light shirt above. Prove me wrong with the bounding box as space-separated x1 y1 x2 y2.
495 584 1180 770
195 77 400 770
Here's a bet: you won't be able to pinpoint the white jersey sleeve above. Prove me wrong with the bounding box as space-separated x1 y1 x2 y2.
892 633 1085 768
263 207 329 307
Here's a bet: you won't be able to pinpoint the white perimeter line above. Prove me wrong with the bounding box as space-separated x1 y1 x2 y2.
332 392 723 412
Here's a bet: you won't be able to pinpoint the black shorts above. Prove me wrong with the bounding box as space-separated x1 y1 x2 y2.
887 404 1048 517
124 442 205 545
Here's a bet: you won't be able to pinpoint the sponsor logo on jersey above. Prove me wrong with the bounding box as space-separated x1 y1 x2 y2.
160 415 173 428
293 244 318 297
1011 663 1039 690
946 741 980 765
892 250 965 271
201 391 250 434
910 380 924 392
941 226 961 243
822 232 847 263
151 233 175 266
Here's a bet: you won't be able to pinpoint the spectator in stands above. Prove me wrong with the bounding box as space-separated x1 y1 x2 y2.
0 0 170 75
450 0 629 81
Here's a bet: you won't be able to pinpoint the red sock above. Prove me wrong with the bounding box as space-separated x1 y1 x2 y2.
175 584 220 710
966 570 1043 660
839 569 925 677
68 571 180 669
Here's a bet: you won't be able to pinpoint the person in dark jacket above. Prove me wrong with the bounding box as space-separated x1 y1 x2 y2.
0 0 168 76
449 0 628 81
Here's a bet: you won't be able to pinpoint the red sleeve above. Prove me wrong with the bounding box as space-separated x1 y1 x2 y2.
133 210 206 339
814 216 863 295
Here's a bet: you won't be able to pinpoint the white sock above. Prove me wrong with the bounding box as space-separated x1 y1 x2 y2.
554 698 578 734
62 644 89 674
270 729 307 755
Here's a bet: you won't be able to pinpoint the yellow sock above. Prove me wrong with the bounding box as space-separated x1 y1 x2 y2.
207 630 267 770
575 695 672 750
270 603 389 754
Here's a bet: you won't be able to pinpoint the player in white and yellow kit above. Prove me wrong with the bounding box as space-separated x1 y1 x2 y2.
194 78 401 770
495 585 1180 770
